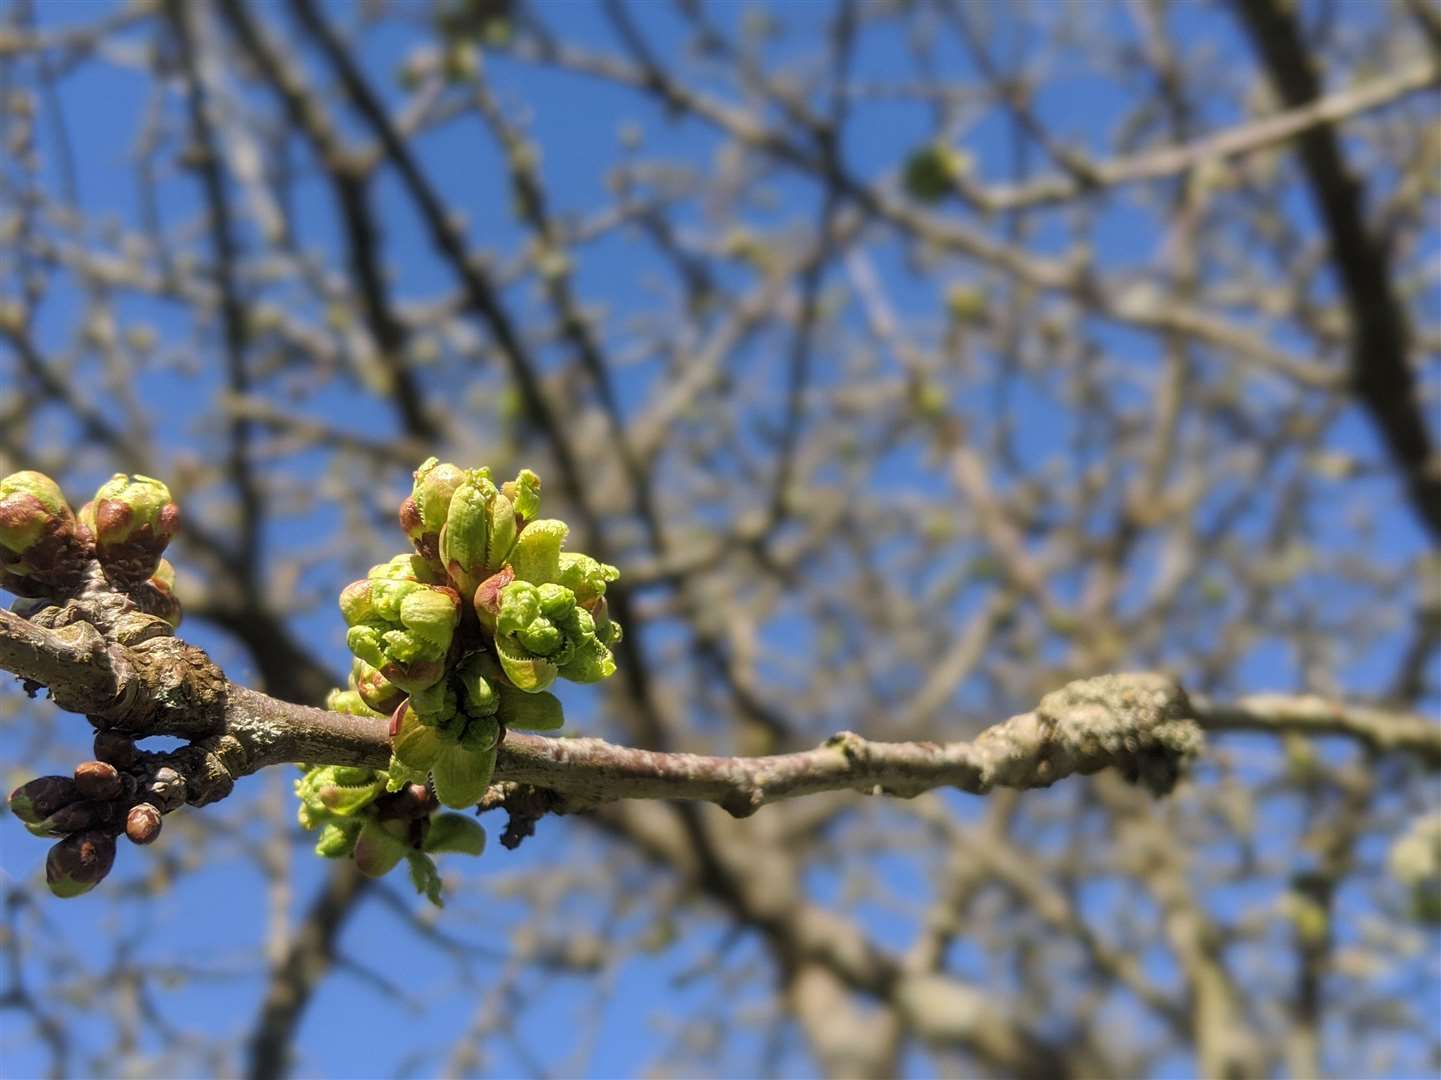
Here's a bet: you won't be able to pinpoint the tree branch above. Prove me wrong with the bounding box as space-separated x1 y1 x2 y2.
1238 0 1441 542
8 587 1441 828
1190 692 1441 767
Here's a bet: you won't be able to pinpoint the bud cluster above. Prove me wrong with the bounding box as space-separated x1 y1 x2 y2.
0 468 182 625
293 757 484 906
7 735 175 898
347 461 619 794
312 459 620 902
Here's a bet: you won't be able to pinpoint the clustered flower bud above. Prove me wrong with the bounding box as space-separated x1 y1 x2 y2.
304 459 623 904
8 755 174 898
0 469 185 626
292 762 484 906
0 470 93 593
79 473 179 587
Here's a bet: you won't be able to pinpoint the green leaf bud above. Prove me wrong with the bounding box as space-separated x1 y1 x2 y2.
353 817 410 877
502 468 541 523
555 551 619 606
508 518 567 585
329 765 379 787
317 778 384 816
423 813 487 856
459 714 500 753
496 579 615 688
321 686 377 720
133 559 182 627
497 579 541 637
295 765 386 825
438 475 496 598
353 659 405 715
902 143 971 203
391 703 443 771
399 458 469 564
0 471 71 553
341 579 459 693
434 707 468 745
399 586 462 653
345 623 385 670
485 490 517 570
407 677 457 725
495 685 565 731
453 651 499 717
536 581 576 619
369 552 446 585
314 821 359 859
86 473 179 586
431 743 496 809
339 579 378 626
495 632 559 693
557 633 616 684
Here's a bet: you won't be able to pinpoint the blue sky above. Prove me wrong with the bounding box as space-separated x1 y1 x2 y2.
2 1 1437 1076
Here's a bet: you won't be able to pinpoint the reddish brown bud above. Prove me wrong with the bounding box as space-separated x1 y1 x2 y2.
125 803 163 845
74 760 123 801
46 830 117 898
93 731 138 769
473 565 516 621
132 573 182 628
376 782 438 821
8 775 80 824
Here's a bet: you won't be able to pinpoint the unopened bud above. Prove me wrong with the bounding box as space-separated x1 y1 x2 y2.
40 800 112 834
74 760 123 801
46 830 117 898
133 561 182 627
85 473 179 586
402 458 468 563
8 775 80 824
0 470 92 591
145 766 186 811
125 803 163 845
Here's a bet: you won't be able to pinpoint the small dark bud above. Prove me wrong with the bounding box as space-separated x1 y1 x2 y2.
93 731 138 769
46 830 117 898
376 782 437 821
74 760 123 801
145 766 187 811
131 575 182 628
8 775 80 824
125 803 163 845
42 799 111 834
